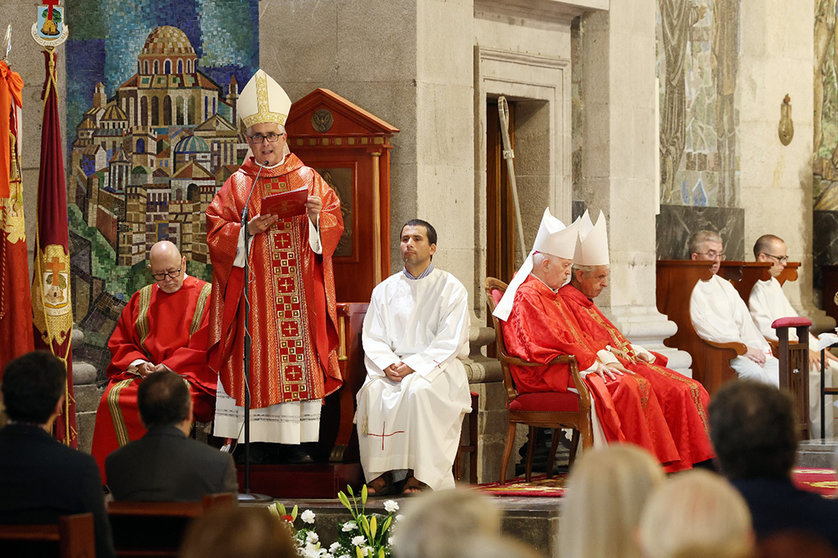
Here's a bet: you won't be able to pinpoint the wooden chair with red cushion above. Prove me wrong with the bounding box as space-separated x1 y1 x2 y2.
485 277 593 483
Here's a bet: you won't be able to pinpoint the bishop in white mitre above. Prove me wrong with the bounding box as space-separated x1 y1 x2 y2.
689 231 779 386
749 234 836 437
355 219 471 495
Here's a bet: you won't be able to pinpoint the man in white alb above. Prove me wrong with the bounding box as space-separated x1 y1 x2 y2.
689 230 779 385
748 234 837 436
355 219 471 495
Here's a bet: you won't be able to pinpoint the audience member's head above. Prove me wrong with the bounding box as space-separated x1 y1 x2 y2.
137 370 192 430
638 469 754 558
179 507 297 558
1 351 66 426
557 444 665 558
454 534 543 558
709 380 797 479
394 487 501 558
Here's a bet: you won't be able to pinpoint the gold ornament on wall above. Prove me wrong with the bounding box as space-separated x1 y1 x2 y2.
778 94 793 146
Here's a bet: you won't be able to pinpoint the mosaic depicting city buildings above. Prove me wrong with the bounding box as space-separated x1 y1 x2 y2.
66 0 258 372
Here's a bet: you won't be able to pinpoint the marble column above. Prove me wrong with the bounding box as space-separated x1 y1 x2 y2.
577 1 690 372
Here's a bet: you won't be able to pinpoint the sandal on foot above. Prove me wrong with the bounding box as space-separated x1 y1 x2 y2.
367 472 395 497
402 475 428 495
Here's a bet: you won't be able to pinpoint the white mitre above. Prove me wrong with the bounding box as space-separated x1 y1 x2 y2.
574 210 609 266
238 69 292 128
493 208 580 321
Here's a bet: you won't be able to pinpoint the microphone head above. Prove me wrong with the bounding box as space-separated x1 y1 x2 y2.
263 160 269 166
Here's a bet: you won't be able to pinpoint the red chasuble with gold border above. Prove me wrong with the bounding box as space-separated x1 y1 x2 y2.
558 283 715 469
503 276 680 467
206 155 343 409
90 276 215 479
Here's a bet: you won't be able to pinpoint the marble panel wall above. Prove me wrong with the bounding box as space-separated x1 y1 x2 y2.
656 205 744 261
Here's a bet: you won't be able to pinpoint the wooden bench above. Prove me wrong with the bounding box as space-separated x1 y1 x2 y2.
108 493 234 557
0 513 94 558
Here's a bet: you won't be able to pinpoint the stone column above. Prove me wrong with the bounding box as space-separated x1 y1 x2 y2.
577 0 690 371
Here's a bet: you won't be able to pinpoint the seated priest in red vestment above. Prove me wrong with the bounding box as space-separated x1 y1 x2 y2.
494 208 680 469
90 241 216 480
206 70 344 463
559 211 714 471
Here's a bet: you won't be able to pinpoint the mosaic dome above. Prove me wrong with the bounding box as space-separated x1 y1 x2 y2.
174 134 210 154
141 26 196 57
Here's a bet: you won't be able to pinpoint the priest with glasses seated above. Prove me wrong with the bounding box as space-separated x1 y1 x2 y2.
90 240 216 480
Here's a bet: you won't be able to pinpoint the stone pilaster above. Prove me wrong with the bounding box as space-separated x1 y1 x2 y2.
577 1 692 373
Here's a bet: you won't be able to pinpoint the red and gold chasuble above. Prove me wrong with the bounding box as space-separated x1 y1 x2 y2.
207 155 343 409
558 284 715 469
504 276 679 466
90 276 215 480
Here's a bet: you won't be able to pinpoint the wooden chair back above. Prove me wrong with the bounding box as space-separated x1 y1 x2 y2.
0 513 95 558
773 317 812 439
656 260 746 394
108 493 234 557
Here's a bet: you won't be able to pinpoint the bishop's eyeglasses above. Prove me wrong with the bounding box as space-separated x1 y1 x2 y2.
151 268 181 281
248 132 283 143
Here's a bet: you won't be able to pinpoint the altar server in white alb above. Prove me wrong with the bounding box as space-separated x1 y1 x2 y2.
689 230 779 385
748 234 836 436
356 219 471 495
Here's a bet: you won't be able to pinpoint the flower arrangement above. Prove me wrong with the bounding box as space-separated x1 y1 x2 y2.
270 484 401 558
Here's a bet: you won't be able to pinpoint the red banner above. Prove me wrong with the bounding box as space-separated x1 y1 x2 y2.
0 61 34 374
31 48 76 447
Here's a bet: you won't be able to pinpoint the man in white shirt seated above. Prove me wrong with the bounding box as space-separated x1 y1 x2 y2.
689 230 779 386
748 234 836 436
355 219 471 495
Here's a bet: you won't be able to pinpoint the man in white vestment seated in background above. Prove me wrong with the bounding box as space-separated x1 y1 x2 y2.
689 230 779 385
748 234 837 436
355 219 471 495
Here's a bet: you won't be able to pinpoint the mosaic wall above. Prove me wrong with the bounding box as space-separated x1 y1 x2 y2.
815 0 838 285
655 0 744 260
65 0 258 376
571 2 744 260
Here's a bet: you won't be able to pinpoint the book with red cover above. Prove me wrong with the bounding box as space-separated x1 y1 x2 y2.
261 186 308 219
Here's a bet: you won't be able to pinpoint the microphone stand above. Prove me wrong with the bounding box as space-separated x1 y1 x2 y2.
238 159 271 503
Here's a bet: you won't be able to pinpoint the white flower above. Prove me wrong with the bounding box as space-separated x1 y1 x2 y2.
395 514 405 523
306 531 319 544
338 555 351 558
388 536 396 546
342 521 357 532
301 509 316 524
383 500 399 513
329 542 341 553
351 536 366 547
302 543 321 558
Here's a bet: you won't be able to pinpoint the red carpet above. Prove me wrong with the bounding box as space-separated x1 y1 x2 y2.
476 468 835 498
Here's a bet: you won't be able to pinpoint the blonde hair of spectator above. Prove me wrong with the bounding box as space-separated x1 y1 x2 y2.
393 487 502 558
179 507 297 558
638 469 754 558
557 444 665 558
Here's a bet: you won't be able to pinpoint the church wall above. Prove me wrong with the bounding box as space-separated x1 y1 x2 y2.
737 0 817 317
259 0 420 281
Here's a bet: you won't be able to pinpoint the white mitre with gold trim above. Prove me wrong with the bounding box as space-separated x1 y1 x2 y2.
574 210 609 266
493 208 580 321
238 69 292 128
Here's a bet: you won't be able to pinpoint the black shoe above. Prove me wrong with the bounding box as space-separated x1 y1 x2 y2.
279 444 314 464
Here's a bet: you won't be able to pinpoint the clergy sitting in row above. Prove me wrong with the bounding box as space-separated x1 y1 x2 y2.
689 230 779 385
494 208 682 470
561 211 714 470
90 241 216 480
749 234 837 437
356 219 471 495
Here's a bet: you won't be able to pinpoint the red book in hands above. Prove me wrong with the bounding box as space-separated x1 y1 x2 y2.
261 186 308 219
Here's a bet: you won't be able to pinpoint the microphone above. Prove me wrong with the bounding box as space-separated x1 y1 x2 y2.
241 160 270 225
